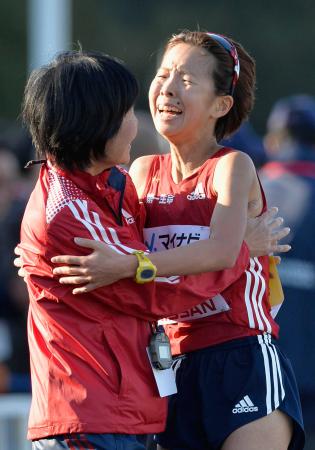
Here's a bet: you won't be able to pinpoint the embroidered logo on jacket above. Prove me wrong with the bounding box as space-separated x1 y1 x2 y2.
121 208 135 224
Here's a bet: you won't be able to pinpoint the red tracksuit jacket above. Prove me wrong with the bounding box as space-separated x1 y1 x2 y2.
19 162 249 439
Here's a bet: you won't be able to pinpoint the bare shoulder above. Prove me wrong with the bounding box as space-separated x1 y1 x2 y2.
129 154 157 197
215 150 256 180
218 149 255 170
129 154 156 178
213 150 257 195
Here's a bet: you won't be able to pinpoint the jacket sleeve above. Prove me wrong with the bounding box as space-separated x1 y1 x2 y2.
109 242 249 320
43 202 249 321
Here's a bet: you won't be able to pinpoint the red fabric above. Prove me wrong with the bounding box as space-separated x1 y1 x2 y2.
20 163 249 439
142 150 279 355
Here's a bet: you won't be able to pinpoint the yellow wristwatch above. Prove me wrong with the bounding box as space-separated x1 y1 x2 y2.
133 250 157 284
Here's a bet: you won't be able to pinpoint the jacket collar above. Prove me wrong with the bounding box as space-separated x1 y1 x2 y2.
46 161 126 225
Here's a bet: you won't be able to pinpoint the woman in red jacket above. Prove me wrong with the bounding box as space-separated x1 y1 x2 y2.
19 49 274 450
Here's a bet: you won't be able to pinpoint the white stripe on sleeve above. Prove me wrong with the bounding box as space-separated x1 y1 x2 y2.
69 200 181 285
68 200 101 241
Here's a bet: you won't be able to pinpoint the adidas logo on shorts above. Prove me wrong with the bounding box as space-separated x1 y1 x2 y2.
232 395 259 414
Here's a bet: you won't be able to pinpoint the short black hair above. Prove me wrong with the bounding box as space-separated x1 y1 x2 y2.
22 50 139 171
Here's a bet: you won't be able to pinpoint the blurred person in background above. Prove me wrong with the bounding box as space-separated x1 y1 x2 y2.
221 121 267 168
0 125 35 172
0 143 30 393
260 94 315 442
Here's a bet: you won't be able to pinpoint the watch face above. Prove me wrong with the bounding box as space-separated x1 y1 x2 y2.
141 269 155 279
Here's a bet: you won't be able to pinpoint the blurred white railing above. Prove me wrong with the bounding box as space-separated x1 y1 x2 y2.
0 394 31 450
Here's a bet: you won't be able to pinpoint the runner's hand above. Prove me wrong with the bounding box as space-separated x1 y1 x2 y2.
13 246 27 278
51 238 136 294
245 207 291 258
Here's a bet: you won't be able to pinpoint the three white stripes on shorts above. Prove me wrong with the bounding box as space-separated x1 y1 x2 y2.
258 333 285 414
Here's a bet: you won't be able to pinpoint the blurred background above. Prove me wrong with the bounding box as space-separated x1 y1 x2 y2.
0 1 314 449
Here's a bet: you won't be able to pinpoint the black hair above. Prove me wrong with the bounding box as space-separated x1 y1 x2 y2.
22 50 139 171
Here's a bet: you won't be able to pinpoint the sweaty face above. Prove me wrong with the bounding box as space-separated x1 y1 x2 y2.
149 43 217 144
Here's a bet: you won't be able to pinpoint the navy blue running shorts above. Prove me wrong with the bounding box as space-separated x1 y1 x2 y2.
32 433 145 450
158 334 305 450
